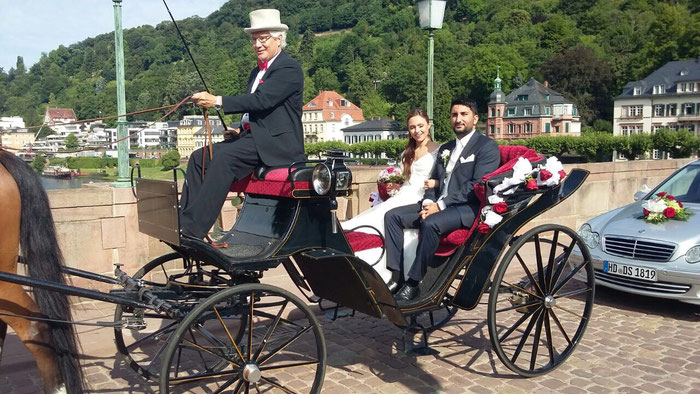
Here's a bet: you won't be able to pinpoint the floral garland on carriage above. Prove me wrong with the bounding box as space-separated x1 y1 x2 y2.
477 156 567 234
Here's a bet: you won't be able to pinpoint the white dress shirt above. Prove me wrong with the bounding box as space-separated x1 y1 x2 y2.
216 50 282 130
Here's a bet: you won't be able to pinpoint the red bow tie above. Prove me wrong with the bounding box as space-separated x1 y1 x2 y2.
258 60 268 71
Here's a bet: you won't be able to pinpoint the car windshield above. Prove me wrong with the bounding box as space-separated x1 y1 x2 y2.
652 164 700 204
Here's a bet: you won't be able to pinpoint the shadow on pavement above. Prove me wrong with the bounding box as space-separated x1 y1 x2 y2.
593 285 700 322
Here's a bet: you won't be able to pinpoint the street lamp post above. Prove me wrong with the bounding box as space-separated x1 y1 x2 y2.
113 0 129 187
417 0 446 140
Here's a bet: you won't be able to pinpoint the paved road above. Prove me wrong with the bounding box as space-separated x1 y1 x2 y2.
1 285 699 393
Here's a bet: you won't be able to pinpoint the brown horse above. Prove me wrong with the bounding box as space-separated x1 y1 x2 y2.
0 150 84 393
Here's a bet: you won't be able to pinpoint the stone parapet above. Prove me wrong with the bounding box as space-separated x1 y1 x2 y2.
47 159 695 289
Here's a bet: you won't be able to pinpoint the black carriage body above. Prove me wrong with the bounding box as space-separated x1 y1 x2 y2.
448 168 590 310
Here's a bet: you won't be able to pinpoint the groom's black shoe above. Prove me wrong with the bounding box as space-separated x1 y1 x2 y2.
395 283 419 301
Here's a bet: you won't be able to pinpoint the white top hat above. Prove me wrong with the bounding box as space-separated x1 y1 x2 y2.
244 9 289 34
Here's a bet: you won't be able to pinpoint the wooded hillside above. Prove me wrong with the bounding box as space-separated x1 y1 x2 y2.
0 0 697 141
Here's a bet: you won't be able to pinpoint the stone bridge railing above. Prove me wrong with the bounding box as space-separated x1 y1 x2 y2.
47 158 694 288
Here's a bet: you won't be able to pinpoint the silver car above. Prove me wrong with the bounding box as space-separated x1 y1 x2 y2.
573 160 700 305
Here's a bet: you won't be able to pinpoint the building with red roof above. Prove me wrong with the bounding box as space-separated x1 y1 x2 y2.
44 107 77 126
302 91 364 142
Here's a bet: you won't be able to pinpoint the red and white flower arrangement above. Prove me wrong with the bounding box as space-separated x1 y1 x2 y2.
478 156 567 234
372 166 405 205
641 192 691 224
378 166 404 184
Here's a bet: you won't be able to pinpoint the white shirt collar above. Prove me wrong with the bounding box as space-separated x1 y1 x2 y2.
455 128 476 148
261 49 281 71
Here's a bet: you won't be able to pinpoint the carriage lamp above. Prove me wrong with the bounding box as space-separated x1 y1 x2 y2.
312 164 332 195
578 224 599 249
335 170 352 191
686 245 700 263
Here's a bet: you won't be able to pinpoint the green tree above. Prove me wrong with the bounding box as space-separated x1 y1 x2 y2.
31 154 46 173
670 129 696 158
64 133 79 149
36 126 55 140
160 149 181 170
299 29 315 66
539 46 615 124
652 128 676 158
312 68 340 92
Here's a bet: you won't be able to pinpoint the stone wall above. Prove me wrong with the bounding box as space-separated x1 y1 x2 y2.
48 158 694 289
343 158 696 232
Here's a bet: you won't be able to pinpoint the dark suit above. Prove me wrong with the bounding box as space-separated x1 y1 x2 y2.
181 50 305 238
384 131 500 281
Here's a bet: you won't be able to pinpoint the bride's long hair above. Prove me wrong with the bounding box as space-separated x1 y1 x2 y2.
401 108 431 183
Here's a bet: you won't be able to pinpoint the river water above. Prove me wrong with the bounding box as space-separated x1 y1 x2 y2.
40 175 110 190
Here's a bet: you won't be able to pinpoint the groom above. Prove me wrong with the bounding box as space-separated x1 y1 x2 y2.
384 98 500 301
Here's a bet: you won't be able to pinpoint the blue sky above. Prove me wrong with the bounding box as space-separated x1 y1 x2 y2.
0 0 228 72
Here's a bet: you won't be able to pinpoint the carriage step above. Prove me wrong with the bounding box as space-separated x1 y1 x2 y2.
318 298 356 321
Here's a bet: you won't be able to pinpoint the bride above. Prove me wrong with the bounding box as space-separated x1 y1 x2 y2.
342 108 438 283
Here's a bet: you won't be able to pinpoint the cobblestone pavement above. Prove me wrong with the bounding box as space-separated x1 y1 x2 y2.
1 285 699 393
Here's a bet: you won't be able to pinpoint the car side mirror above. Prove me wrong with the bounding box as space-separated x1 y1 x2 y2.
633 191 647 201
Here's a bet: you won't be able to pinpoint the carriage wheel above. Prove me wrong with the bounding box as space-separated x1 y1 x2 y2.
114 252 244 381
488 224 594 377
159 283 326 393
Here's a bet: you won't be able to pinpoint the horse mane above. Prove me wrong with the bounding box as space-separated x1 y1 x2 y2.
0 150 85 393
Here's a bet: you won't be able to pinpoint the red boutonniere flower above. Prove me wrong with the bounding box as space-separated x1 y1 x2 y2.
259 79 264 84
493 202 508 213
477 222 491 234
539 169 552 181
526 178 538 190
664 207 676 218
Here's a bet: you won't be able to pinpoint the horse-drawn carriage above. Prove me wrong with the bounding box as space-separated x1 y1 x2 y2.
0 146 594 393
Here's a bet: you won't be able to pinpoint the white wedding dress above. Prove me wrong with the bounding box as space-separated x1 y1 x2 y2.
342 150 437 282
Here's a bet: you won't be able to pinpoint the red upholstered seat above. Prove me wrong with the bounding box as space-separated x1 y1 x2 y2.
345 231 384 252
229 168 310 198
346 145 543 257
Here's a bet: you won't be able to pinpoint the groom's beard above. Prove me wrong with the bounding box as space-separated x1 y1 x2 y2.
453 126 473 139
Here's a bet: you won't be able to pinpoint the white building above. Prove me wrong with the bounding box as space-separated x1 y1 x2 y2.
302 91 364 143
613 57 700 137
342 117 407 144
0 116 25 130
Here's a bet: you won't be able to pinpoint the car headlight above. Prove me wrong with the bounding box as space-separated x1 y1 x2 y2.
312 163 331 195
335 170 351 191
686 245 700 264
578 223 599 249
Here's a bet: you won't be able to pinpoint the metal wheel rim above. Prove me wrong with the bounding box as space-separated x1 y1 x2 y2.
487 224 594 377
159 283 326 393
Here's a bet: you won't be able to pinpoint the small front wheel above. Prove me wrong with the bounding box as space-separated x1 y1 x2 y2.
160 283 326 393
488 224 594 377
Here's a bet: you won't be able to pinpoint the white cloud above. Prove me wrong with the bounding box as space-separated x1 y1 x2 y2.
0 0 227 71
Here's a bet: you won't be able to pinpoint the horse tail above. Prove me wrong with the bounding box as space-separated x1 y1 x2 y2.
0 151 85 393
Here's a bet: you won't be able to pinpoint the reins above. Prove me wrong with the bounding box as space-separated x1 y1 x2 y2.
201 109 215 180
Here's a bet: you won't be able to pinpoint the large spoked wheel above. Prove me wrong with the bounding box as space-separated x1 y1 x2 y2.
488 224 594 377
159 283 326 393
115 252 242 380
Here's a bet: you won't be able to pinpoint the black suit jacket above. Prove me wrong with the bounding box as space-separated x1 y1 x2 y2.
221 50 306 167
423 131 500 226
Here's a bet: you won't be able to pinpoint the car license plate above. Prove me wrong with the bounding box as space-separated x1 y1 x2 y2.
603 261 657 282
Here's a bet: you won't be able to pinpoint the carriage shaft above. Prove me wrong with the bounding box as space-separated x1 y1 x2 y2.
0 271 153 310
